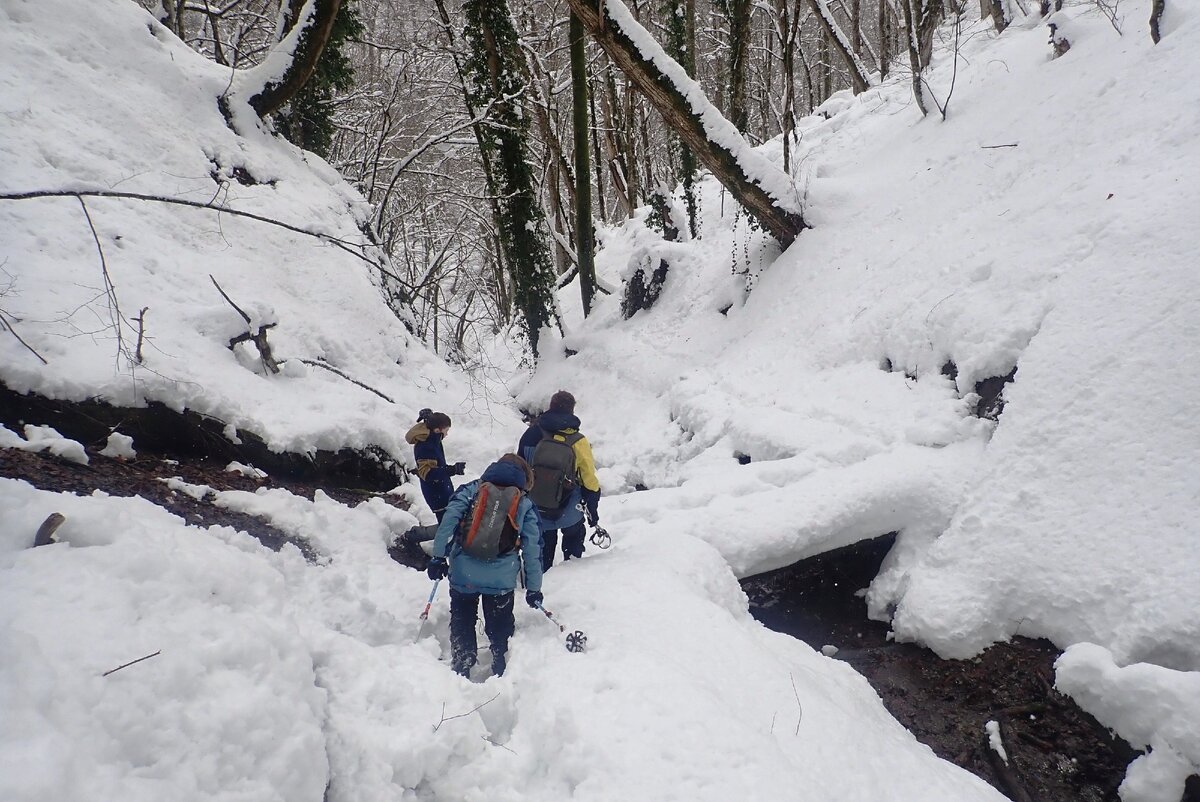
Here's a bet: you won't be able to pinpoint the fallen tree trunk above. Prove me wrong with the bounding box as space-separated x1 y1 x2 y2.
564 0 806 246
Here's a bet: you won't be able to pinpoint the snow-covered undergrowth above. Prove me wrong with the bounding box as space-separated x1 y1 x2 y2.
2 0 1197 797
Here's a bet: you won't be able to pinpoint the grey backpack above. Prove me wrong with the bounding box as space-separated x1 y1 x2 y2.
528 432 582 514
456 482 523 559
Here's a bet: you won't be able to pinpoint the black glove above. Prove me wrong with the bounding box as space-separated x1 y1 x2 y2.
526 590 544 609
452 462 466 476
427 557 448 581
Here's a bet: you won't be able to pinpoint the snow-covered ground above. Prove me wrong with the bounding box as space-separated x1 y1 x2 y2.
2 0 1198 798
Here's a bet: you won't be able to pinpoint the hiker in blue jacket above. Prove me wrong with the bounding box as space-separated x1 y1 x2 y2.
519 390 601 571
395 409 466 556
405 409 465 522
426 454 545 678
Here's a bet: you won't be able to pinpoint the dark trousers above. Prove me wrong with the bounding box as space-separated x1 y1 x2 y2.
449 589 515 677
540 520 586 571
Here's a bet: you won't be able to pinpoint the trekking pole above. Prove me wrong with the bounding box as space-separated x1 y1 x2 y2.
415 579 441 642
535 602 587 653
589 525 612 550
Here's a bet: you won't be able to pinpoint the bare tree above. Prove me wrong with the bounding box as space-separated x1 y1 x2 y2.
807 0 872 94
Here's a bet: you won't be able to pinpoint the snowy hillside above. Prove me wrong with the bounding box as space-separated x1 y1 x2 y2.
0 0 519 467
524 0 1200 796
2 0 1198 799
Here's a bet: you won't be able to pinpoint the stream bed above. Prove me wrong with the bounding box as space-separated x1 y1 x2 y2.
740 535 1185 802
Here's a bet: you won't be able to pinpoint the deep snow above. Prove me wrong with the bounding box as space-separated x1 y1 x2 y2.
2 0 1198 799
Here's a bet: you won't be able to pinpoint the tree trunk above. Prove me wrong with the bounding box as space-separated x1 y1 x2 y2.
663 0 700 238
775 0 799 171
807 0 872 94
818 28 832 103
588 81 609 223
852 0 863 55
985 0 1010 32
726 0 753 133
600 66 633 216
571 12 597 316
879 0 892 79
161 0 186 40
900 0 931 116
431 0 508 304
463 0 559 355
244 0 344 118
1149 0 1165 43
548 162 570 275
568 0 805 246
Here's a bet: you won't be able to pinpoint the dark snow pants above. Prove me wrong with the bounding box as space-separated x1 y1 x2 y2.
449 589 515 677
540 520 586 572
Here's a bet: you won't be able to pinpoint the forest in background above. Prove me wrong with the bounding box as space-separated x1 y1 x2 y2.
135 0 1051 359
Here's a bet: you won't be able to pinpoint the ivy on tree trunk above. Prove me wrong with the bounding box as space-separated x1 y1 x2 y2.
462 0 558 356
246 0 345 118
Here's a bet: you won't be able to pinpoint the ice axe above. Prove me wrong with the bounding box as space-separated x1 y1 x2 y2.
535 602 587 653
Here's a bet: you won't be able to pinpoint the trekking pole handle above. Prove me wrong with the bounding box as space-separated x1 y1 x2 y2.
420 579 441 621
535 601 565 632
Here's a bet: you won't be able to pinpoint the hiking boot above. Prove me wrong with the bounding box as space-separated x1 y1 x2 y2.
490 650 507 678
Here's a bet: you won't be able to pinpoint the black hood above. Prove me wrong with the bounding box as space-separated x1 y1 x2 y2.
538 411 581 433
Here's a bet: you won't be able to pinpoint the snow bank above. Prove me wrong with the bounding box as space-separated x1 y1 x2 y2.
1056 643 1200 802
0 481 328 802
885 1 1200 670
0 475 1005 801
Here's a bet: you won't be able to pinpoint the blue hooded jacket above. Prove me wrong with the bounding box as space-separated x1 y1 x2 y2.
432 460 544 595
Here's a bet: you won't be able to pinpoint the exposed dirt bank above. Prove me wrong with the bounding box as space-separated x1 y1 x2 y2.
743 536 1197 802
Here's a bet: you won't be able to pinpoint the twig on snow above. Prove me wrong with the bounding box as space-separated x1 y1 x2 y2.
432 691 500 732
210 275 279 374
133 307 149 364
78 196 133 367
482 735 516 754
299 358 394 403
102 650 162 677
790 673 804 735
0 309 49 364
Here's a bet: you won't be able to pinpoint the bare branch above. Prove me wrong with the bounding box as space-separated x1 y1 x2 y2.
102 650 162 677
299 358 394 403
209 274 252 325
432 692 500 732
0 190 411 292
0 309 49 365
